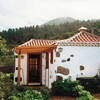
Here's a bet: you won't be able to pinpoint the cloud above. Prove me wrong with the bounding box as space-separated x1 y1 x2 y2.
0 0 100 31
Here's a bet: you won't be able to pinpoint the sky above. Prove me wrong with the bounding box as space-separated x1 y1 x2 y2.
0 0 100 31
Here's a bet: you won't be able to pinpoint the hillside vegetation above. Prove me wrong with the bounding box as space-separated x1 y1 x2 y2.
0 19 100 49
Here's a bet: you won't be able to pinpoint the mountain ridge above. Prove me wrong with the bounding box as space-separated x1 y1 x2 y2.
43 17 76 25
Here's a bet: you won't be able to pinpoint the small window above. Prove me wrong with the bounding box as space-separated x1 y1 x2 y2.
15 55 18 58
46 52 49 69
15 77 18 82
15 77 22 82
16 67 18 70
50 51 53 64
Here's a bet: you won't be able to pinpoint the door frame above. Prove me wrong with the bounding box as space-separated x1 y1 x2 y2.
27 53 42 85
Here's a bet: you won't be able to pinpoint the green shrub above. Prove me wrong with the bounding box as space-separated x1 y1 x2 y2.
51 80 64 96
78 78 100 93
0 72 16 99
0 72 47 100
9 89 43 100
40 88 50 100
51 77 98 100
51 77 80 97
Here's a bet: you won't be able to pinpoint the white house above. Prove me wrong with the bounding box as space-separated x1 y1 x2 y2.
14 27 100 88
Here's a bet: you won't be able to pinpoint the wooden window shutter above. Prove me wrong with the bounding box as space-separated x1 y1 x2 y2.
50 51 53 64
46 52 49 69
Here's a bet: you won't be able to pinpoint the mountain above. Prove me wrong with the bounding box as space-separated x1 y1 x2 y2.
44 17 76 25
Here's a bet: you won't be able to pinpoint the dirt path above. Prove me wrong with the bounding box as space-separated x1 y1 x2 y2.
49 94 100 100
92 93 100 99
49 96 76 100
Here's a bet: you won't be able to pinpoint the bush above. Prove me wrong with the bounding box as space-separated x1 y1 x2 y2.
40 88 50 100
0 72 16 99
0 72 44 100
51 77 98 100
9 89 43 100
78 78 100 93
51 77 80 97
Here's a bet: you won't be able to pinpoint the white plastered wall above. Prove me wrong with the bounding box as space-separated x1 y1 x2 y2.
14 53 27 85
54 46 100 81
14 46 100 88
42 51 57 88
48 49 57 88
42 53 46 85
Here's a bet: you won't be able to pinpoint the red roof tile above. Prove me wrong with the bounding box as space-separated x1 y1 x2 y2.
18 31 100 47
56 32 100 46
19 39 56 47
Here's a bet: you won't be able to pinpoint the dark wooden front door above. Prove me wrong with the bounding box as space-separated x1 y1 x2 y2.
29 54 40 83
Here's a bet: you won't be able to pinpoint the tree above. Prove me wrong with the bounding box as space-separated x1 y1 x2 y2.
0 36 9 56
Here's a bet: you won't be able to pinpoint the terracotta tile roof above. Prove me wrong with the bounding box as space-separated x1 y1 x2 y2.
18 31 100 47
56 32 100 46
19 39 56 47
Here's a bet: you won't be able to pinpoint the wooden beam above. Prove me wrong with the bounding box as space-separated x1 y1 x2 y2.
15 45 57 54
17 51 21 85
15 45 56 49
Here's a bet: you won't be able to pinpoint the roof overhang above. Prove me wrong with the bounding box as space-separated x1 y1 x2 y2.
15 45 57 54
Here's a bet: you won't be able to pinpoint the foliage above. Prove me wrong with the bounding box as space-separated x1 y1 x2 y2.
78 78 100 93
51 77 98 100
51 77 80 97
75 83 98 100
0 55 14 67
9 90 43 100
0 72 44 100
0 36 11 67
1 20 100 49
0 36 9 56
0 72 16 100
40 88 50 100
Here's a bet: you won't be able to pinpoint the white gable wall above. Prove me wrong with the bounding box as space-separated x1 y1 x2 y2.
55 46 100 80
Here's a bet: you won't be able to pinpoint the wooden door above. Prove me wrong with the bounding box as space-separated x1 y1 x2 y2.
28 54 40 83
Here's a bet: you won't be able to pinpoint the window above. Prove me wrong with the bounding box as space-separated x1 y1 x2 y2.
15 55 18 58
50 51 53 64
46 52 49 69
